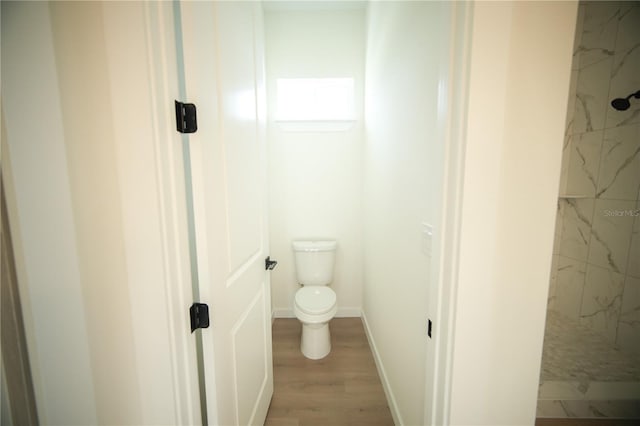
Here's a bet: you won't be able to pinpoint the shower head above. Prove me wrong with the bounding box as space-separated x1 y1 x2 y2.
611 98 631 111
611 90 640 111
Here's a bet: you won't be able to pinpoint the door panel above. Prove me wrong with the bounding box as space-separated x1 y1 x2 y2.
232 286 269 426
178 1 273 424
215 2 263 278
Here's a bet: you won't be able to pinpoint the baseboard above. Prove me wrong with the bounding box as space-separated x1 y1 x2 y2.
335 307 362 318
272 308 296 318
361 310 403 426
272 307 362 319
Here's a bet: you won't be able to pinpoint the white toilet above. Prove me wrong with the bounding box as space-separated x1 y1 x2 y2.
292 240 338 360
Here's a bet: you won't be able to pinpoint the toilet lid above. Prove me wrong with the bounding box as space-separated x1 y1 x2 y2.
295 287 336 315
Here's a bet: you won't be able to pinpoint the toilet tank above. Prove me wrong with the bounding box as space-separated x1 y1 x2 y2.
292 240 337 286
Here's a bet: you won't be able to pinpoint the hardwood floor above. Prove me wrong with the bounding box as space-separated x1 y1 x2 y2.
265 318 394 426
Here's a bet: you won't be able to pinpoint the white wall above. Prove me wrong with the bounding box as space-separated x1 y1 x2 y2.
265 7 365 317
1 3 98 422
362 2 449 425
447 2 578 425
1 2 200 424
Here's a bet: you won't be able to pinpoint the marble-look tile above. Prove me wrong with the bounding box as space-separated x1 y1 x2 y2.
553 201 564 255
587 399 640 418
540 311 640 382
538 399 640 419
617 275 640 353
548 254 559 309
558 400 597 417
563 68 579 139
558 133 572 196
570 4 585 72
588 199 636 273
580 264 625 342
596 124 640 200
585 381 640 400
538 380 586 400
559 198 595 262
536 400 570 418
612 3 640 61
575 1 620 69
575 57 613 133
628 201 640 278
566 130 604 197
555 256 587 320
605 5 640 129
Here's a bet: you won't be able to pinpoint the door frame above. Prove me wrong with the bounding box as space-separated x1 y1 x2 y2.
165 1 475 424
423 1 473 425
104 1 203 423
159 1 577 424
429 2 578 424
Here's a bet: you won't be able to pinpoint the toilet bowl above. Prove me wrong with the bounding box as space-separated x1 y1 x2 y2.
292 240 338 360
294 286 337 359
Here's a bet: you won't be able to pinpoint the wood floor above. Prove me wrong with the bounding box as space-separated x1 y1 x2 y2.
264 318 394 426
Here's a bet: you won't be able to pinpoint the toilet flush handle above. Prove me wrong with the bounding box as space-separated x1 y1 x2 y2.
265 256 278 271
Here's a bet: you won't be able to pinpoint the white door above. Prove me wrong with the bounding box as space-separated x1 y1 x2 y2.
178 2 274 425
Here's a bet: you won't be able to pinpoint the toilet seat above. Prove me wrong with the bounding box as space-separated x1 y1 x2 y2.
294 287 336 315
293 287 337 360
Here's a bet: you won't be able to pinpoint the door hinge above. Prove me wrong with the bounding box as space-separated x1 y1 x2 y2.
190 303 210 333
175 100 197 134
265 256 278 271
427 319 433 338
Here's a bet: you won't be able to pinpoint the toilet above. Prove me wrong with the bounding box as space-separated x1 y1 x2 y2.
292 240 338 360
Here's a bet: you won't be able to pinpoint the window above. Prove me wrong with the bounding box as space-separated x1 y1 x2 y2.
276 78 355 122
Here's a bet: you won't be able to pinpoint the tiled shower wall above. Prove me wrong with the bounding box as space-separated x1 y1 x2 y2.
548 2 640 353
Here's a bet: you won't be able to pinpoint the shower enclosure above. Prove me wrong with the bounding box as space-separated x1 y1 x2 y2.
538 1 640 419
